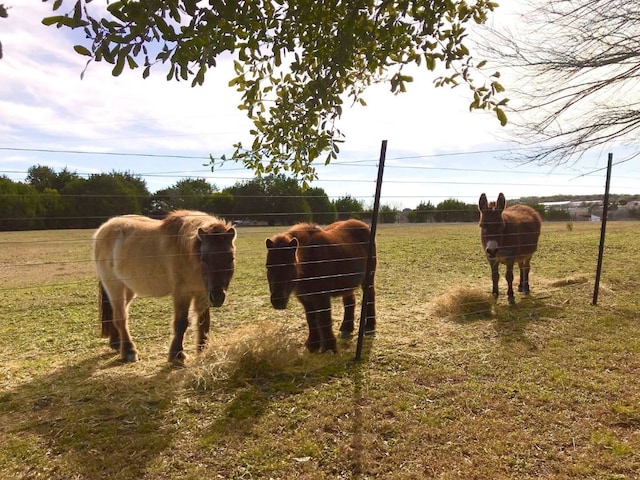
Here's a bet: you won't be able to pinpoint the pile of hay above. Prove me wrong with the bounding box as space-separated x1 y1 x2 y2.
187 321 305 392
430 286 494 321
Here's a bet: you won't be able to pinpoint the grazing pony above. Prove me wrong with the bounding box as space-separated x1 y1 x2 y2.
92 210 236 364
478 193 542 305
265 219 376 353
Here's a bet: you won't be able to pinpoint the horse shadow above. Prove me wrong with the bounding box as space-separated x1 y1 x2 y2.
0 353 178 479
187 329 376 480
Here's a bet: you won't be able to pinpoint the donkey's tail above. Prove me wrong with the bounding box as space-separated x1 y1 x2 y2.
98 282 113 338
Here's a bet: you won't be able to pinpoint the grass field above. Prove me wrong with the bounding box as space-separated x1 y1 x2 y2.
1 221 639 479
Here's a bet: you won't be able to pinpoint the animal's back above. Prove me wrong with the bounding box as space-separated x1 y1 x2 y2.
503 205 542 258
292 219 373 296
93 211 214 298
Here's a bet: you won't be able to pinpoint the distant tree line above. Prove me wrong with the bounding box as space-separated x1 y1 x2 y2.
4 165 628 231
1 166 368 231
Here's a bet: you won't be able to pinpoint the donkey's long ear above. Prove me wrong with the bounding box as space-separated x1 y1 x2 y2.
478 193 488 211
497 193 506 211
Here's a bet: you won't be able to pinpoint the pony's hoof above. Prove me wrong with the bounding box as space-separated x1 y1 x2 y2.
170 358 186 368
321 338 337 353
122 351 140 363
508 297 516 306
339 331 353 339
305 339 321 353
169 351 187 366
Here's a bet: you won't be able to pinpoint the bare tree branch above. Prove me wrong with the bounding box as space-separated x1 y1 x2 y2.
479 0 640 166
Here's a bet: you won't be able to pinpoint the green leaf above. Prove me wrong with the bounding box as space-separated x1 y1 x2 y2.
112 53 126 76
126 55 138 69
73 45 92 57
496 107 508 126
42 16 64 26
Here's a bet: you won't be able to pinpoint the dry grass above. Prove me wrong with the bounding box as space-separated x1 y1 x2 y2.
429 286 494 321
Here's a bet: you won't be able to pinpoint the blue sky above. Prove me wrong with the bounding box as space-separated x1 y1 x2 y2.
1 2 638 209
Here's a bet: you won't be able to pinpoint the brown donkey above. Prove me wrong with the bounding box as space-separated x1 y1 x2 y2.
478 193 542 305
265 219 376 353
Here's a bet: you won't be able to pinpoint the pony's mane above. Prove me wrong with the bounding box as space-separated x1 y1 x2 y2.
161 210 232 253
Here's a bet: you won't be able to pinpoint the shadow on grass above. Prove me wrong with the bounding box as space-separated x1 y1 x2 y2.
1 326 378 479
191 326 377 477
492 294 563 349
0 353 177 479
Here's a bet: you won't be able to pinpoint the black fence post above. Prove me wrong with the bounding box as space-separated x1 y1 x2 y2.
592 153 613 306
355 140 387 361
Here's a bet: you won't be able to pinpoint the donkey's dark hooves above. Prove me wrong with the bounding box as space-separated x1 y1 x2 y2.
339 331 353 339
508 298 516 306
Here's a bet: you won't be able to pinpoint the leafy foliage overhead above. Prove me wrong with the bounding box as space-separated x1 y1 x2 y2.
42 0 506 183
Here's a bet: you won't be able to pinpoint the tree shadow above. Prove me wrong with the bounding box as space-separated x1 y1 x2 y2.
0 353 178 478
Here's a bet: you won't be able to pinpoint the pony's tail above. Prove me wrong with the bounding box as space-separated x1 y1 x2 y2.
98 282 113 338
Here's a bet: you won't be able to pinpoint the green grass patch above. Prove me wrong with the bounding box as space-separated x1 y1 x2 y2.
1 222 640 478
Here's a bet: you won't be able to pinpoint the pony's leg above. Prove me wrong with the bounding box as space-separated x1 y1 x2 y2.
169 297 191 365
109 287 139 362
339 292 356 338
505 262 516 305
197 308 211 352
299 297 323 352
99 282 119 350
490 262 500 297
314 296 337 353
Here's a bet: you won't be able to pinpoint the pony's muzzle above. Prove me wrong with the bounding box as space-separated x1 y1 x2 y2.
209 290 226 307
270 295 288 310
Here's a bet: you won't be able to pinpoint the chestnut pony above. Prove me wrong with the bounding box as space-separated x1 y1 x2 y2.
92 210 236 365
478 193 542 305
265 219 376 353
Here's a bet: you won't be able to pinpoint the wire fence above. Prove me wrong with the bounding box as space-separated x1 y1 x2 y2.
1 159 639 367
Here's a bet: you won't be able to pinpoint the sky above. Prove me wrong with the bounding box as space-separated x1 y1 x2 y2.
1 2 638 210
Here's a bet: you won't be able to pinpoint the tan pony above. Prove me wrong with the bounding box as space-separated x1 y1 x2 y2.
265 219 376 353
92 210 236 365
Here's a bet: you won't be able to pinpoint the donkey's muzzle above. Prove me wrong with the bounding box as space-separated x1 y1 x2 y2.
485 248 499 259
209 290 226 307
270 295 288 310
484 240 499 259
